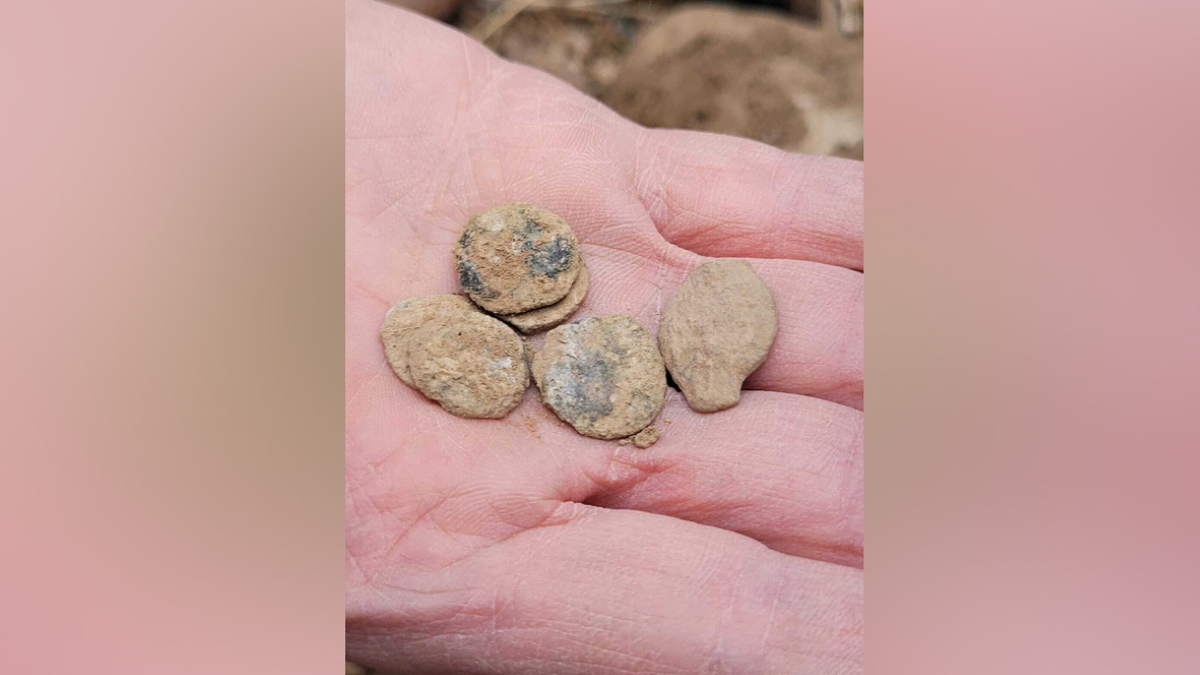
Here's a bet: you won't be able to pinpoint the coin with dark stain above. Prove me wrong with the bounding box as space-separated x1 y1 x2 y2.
532 315 665 439
453 203 582 314
499 261 589 334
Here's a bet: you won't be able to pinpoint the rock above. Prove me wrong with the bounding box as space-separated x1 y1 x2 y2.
607 6 863 159
631 425 660 448
532 315 665 439
407 310 529 419
658 260 777 412
499 262 589 334
454 203 582 314
380 294 478 386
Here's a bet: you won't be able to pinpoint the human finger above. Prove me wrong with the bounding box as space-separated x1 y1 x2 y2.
347 503 862 675
563 390 863 567
634 128 863 270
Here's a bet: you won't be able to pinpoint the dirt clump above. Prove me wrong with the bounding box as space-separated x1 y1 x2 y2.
631 425 660 448
454 203 582 315
407 310 529 419
607 5 863 158
460 0 667 99
500 261 589 334
532 315 665 439
380 294 479 386
658 259 777 412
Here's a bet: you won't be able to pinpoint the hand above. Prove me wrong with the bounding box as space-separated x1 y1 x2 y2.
345 1 864 672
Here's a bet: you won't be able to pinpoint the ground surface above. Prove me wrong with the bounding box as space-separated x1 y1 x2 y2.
459 0 863 157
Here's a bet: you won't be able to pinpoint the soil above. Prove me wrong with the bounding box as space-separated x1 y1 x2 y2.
457 0 863 158
631 424 660 447
608 5 863 158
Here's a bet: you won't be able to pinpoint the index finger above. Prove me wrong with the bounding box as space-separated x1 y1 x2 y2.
635 128 863 270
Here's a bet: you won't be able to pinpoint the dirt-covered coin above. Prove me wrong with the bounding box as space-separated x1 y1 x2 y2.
454 203 582 315
499 262 589 334
380 294 478 386
532 315 665 439
658 259 777 412
407 311 529 419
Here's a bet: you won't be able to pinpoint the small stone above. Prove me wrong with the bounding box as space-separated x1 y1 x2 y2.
532 315 666 439
617 438 632 446
658 260 777 412
454 203 582 315
380 294 478 386
499 262 589 334
407 310 528 419
631 425 660 448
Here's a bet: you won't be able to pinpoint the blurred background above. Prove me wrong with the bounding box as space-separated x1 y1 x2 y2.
393 0 862 159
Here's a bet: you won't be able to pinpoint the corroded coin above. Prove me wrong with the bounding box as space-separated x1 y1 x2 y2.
454 203 581 314
658 259 777 412
532 315 665 439
407 311 529 419
499 262 589 334
380 294 478 387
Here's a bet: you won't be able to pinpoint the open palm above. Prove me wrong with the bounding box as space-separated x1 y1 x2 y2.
346 1 864 673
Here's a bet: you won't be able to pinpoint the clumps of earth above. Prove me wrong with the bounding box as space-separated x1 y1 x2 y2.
607 6 863 159
457 2 862 159
381 202 779 447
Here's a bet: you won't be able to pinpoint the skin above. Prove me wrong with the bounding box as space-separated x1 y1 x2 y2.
346 1 864 673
